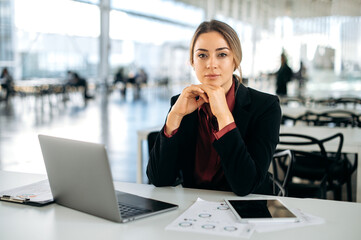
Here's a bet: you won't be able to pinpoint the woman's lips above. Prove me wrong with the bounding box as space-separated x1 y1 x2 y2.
205 74 220 79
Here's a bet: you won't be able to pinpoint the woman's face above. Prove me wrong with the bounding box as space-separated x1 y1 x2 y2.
192 31 235 92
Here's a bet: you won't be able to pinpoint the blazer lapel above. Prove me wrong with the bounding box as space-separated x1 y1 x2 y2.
233 82 252 138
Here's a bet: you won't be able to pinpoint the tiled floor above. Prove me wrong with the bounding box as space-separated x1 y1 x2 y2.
0 85 174 183
1 76 360 185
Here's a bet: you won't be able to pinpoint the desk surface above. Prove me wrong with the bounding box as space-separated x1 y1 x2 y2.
1 171 361 240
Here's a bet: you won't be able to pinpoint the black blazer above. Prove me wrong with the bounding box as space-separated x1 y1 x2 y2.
147 81 281 196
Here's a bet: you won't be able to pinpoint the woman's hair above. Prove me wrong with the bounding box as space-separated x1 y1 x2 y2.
189 19 242 81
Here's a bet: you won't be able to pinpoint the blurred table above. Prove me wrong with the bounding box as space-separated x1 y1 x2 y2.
14 78 65 96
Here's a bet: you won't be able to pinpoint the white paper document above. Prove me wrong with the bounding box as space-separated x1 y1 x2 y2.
166 198 325 238
0 180 53 205
166 198 255 238
254 208 325 232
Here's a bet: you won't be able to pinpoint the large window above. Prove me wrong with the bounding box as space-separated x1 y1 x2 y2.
109 0 203 85
14 0 99 79
0 0 14 72
4 0 360 84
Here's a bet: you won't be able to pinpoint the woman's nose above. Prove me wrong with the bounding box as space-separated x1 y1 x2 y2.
207 56 217 69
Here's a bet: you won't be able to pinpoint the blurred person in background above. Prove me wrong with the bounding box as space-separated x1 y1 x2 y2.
65 70 94 100
274 52 293 97
0 67 14 101
113 67 126 96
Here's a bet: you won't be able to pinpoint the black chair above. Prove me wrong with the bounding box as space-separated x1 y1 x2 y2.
279 96 306 106
269 150 295 196
316 110 358 128
294 111 317 126
281 114 299 126
336 152 358 201
297 110 358 128
334 97 361 109
311 97 336 107
146 131 160 184
147 131 159 155
278 133 349 200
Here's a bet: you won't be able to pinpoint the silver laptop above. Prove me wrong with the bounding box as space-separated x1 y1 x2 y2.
38 134 178 223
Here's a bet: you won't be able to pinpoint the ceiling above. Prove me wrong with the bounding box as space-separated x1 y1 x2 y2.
172 0 361 21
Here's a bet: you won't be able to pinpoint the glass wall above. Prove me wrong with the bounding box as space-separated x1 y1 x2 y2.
13 0 100 80
1 0 360 87
109 0 203 85
0 0 14 73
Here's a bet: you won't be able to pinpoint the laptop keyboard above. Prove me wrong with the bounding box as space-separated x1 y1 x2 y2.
118 202 152 218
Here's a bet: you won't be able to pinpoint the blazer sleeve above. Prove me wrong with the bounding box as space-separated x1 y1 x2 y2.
213 96 281 196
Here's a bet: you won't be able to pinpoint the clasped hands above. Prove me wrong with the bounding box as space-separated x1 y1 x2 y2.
165 84 234 135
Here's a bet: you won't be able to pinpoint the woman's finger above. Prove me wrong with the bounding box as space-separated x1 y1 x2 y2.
196 97 206 108
198 92 209 103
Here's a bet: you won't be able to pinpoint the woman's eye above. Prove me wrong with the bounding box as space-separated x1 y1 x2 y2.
198 53 207 58
219 53 227 57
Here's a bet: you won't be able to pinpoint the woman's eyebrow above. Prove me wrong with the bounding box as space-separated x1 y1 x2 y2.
195 47 230 52
195 48 208 52
216 47 230 51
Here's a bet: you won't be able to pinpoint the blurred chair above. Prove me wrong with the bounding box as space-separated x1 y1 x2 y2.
297 110 358 128
296 111 319 126
316 110 358 128
147 131 159 155
311 97 361 109
311 97 336 107
269 176 286 197
278 133 349 200
333 152 358 201
269 150 295 196
281 114 299 126
279 96 306 106
334 97 361 109
146 131 160 184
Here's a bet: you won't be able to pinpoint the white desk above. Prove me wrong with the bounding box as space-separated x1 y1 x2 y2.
1 171 361 240
137 125 361 202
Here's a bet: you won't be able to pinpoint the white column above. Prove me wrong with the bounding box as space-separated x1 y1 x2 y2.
222 0 230 18
231 0 239 21
205 0 216 21
250 0 259 78
99 0 110 86
330 19 342 76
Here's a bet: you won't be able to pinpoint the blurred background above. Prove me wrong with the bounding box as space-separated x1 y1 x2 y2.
1 0 360 184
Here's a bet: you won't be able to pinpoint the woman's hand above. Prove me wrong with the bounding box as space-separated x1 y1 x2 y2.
165 85 209 135
198 84 234 130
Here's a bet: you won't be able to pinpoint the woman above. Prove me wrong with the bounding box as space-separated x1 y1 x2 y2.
147 20 281 196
